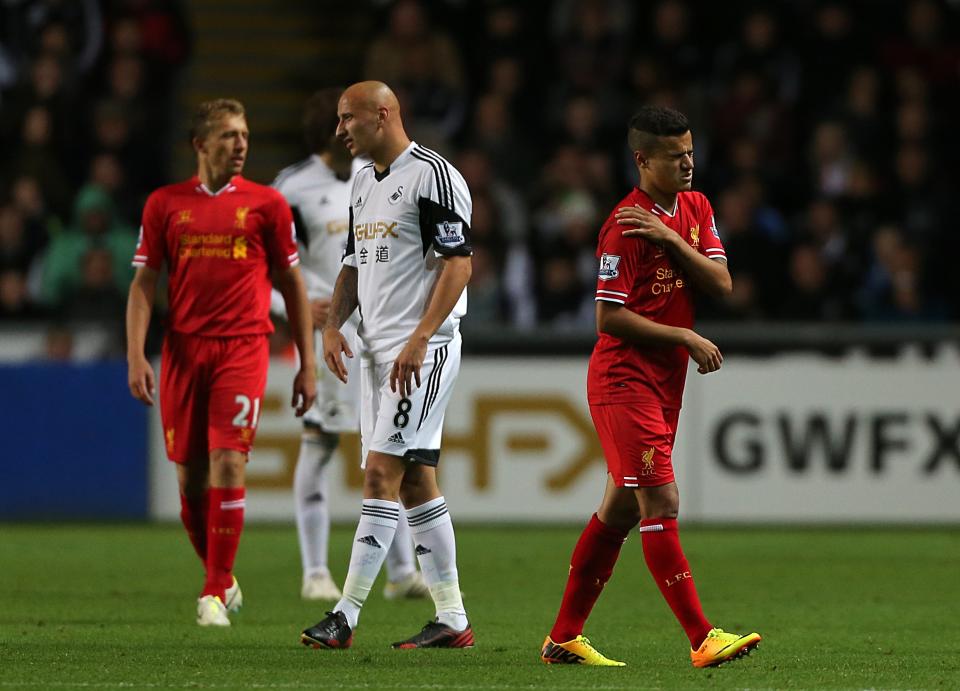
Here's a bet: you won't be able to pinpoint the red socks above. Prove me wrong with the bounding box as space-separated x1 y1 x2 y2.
202 487 245 600
640 518 712 648
179 493 208 564
550 514 629 642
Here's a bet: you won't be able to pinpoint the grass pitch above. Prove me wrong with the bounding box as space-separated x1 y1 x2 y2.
0 523 957 690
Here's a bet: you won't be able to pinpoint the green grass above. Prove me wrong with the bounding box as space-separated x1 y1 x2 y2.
1 524 958 690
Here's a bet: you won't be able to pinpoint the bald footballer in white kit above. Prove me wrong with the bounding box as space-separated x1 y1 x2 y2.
272 88 428 603
300 81 474 650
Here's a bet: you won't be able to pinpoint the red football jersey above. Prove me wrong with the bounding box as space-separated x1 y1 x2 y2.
133 176 299 336
587 187 726 408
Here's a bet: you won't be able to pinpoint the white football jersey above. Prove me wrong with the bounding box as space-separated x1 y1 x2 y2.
343 142 472 362
272 155 366 302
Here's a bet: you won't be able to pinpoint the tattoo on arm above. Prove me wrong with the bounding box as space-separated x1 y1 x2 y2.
327 267 359 329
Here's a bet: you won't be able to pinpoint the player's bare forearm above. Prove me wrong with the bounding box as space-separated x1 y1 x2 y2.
126 266 158 360
391 255 471 397
126 266 159 405
663 236 732 295
276 266 316 370
596 301 722 374
413 255 471 343
324 266 359 331
596 301 690 348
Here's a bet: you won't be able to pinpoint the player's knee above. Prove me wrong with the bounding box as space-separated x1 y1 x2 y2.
363 465 398 500
319 431 339 454
302 425 338 454
209 449 247 485
598 505 641 531
642 500 679 520
398 465 438 507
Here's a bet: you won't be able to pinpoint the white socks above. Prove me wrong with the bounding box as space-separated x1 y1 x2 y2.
293 433 335 579
386 510 417 582
406 496 468 631
335 498 399 628
294 433 416 585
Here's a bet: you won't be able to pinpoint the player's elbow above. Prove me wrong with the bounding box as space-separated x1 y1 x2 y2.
716 272 733 296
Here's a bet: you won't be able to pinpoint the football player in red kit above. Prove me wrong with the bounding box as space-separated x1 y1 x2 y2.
126 98 316 626
540 106 761 667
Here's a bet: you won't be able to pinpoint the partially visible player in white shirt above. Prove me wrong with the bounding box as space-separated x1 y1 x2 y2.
272 88 427 602
300 81 474 650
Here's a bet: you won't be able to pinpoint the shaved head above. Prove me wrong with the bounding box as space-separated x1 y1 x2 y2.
341 80 400 113
336 80 410 167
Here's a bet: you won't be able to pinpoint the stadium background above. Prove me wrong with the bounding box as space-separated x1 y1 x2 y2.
1 2 958 689
1 0 957 523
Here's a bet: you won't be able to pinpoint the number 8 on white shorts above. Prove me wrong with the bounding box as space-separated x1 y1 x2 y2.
358 334 462 468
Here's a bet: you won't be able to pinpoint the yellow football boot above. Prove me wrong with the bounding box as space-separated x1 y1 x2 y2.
540 635 626 666
690 628 761 668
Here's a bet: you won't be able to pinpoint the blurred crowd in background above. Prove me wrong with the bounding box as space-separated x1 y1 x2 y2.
0 0 187 355
1 0 958 358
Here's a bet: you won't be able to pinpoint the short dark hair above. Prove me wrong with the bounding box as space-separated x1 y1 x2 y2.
628 105 689 153
303 88 343 153
190 98 245 143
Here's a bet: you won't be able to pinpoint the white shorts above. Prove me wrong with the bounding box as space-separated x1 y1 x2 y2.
303 319 360 434
359 332 461 467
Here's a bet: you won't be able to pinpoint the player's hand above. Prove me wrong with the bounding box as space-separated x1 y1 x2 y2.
310 298 332 330
292 366 317 417
391 335 428 398
682 329 723 374
617 205 676 246
127 355 156 406
322 326 353 383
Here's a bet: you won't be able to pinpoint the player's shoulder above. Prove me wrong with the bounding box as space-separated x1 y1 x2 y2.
678 189 712 212
272 156 319 191
235 177 287 204
353 159 376 180
408 144 462 178
407 144 469 211
602 187 642 225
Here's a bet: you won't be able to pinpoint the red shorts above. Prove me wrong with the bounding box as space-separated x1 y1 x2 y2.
590 402 680 487
159 332 269 463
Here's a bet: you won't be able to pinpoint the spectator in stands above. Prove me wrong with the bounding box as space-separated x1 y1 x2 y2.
712 185 784 319
859 224 945 322
778 243 843 321
547 0 632 122
40 184 136 308
4 104 73 219
364 0 466 147
798 1 867 112
645 0 704 87
464 245 504 327
0 269 45 320
0 205 36 274
59 246 127 354
536 252 592 328
467 92 537 190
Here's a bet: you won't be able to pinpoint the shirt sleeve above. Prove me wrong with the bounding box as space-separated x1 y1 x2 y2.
416 159 473 257
341 204 357 267
594 219 641 305
699 198 726 262
132 191 165 270
264 193 300 270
